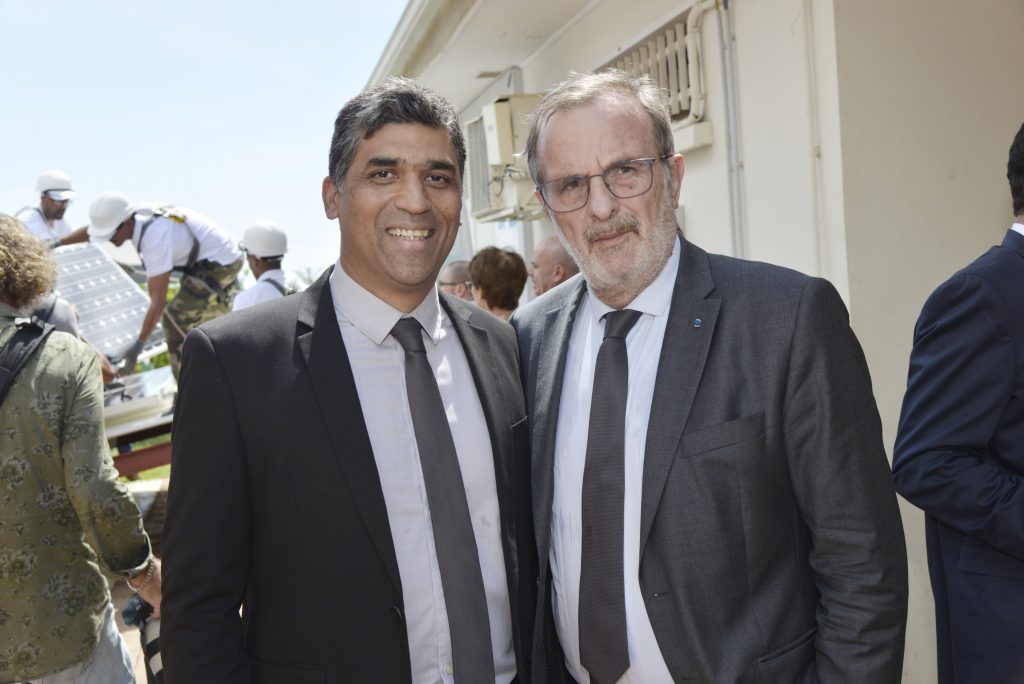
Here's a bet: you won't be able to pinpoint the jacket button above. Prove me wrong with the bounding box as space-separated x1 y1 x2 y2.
390 606 404 624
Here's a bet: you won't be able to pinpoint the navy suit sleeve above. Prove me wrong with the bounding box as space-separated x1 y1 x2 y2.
161 328 252 682
894 272 1023 560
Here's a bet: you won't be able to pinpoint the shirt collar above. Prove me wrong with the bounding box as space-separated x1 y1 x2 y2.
257 269 285 283
585 234 681 323
1012 223 1024 238
329 261 443 346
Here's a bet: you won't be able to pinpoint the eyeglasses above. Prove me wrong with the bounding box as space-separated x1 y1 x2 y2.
439 281 473 291
537 155 672 213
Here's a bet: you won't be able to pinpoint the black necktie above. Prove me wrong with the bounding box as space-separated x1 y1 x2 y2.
390 317 495 683
579 308 642 684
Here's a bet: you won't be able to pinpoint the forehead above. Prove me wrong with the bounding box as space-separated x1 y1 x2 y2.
350 122 458 172
535 95 656 179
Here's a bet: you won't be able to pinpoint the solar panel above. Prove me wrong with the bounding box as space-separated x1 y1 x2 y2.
104 366 175 440
52 243 167 362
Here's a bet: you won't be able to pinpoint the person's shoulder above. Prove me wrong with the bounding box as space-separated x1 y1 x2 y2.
512 273 583 331
443 291 516 343
33 329 94 373
703 250 815 295
231 286 258 311
14 206 37 222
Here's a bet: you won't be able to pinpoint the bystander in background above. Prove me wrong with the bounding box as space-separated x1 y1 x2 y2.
468 246 527 320
0 214 161 684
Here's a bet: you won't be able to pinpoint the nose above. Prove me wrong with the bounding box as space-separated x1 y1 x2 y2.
586 175 618 221
394 177 431 214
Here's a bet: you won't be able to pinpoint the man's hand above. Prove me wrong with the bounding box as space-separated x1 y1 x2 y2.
119 338 146 376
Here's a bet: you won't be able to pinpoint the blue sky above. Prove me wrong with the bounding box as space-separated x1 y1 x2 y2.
0 0 408 285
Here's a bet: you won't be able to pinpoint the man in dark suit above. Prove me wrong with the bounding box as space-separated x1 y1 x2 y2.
893 121 1024 683
510 70 908 683
161 78 533 683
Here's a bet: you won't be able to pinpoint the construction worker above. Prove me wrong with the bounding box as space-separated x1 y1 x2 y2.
232 221 290 311
15 170 89 248
87 192 242 378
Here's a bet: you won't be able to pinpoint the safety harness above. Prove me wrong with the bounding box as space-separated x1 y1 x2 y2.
136 206 200 272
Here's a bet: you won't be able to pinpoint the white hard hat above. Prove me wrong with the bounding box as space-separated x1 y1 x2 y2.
88 192 136 241
239 221 288 258
36 169 76 201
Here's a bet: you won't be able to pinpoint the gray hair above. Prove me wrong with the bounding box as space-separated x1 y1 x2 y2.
525 69 674 184
328 77 466 187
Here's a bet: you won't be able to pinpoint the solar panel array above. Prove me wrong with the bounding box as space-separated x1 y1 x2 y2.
52 243 167 362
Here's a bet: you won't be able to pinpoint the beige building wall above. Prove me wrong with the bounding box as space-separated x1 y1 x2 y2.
832 1 1024 680
378 1 1023 681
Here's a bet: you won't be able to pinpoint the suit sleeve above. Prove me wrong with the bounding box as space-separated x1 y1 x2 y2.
893 273 1023 559
161 328 253 682
783 278 909 682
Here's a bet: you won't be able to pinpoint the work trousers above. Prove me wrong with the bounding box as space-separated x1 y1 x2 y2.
162 258 242 378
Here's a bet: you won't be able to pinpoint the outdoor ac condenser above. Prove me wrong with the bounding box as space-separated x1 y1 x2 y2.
468 93 543 222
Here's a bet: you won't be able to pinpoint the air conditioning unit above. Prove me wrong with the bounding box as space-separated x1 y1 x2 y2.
467 94 544 222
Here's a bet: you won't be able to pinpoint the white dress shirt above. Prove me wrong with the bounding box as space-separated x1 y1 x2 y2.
15 207 72 242
232 269 287 311
551 237 681 684
1012 222 1024 238
329 263 516 684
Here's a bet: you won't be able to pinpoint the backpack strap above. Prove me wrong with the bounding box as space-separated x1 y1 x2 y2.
0 317 55 409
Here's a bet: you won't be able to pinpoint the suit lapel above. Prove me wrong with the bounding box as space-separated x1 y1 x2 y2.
639 239 720 552
533 280 588 565
296 268 402 592
443 295 515 528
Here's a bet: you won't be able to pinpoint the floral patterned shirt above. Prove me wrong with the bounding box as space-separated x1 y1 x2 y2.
0 305 151 682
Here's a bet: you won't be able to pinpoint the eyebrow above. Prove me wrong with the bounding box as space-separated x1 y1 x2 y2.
545 155 648 181
364 157 458 175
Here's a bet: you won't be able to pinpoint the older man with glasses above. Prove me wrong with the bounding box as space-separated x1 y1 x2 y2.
510 69 908 684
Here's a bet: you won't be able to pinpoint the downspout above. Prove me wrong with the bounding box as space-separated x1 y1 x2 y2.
802 0 828 279
681 0 716 125
717 0 746 258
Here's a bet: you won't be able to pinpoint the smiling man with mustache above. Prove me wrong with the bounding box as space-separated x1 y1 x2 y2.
161 77 534 683
510 70 908 684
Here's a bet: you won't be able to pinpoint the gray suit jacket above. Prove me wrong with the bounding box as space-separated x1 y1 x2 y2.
511 238 907 683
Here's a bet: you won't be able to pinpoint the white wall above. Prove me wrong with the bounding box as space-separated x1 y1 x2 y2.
440 1 1023 679
832 1 1024 680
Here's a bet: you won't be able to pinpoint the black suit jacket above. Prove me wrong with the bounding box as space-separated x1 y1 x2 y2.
894 228 1024 683
511 237 908 683
161 269 535 683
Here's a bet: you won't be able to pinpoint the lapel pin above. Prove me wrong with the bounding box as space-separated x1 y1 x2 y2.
693 318 703 328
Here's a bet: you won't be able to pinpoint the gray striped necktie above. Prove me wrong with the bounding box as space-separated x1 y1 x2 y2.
390 317 495 683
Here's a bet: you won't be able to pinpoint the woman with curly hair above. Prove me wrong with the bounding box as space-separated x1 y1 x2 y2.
0 214 161 683
468 246 528 321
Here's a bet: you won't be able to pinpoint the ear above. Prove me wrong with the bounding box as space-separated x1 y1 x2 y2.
535 189 556 224
552 263 566 281
322 176 340 220
668 153 685 208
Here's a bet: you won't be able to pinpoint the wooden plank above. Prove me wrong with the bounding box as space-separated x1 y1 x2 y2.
114 441 172 478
